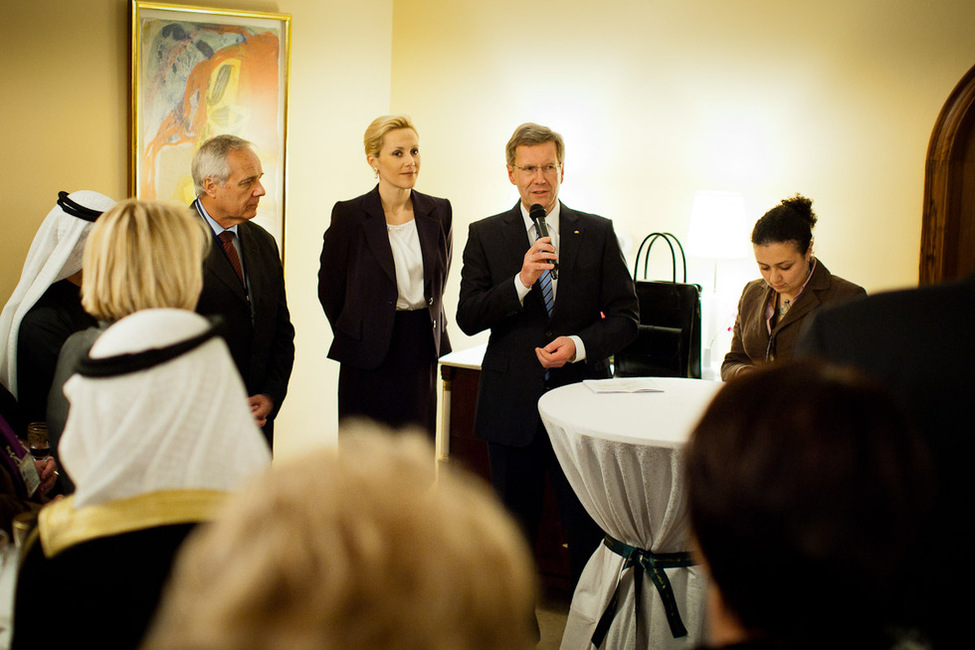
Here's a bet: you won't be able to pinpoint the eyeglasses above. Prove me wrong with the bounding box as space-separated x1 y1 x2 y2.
511 163 561 177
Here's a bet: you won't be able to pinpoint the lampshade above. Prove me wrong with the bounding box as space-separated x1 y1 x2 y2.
686 191 751 259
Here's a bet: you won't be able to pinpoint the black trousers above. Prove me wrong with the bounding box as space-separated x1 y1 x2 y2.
488 422 603 591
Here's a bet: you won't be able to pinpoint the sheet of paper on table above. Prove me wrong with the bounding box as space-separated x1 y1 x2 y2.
582 378 665 393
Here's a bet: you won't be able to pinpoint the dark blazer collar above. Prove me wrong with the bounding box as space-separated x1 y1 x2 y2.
500 200 585 319
806 258 832 292
505 199 579 226
411 191 440 299
193 199 248 299
503 200 524 225
360 185 441 291
360 188 396 285
505 199 582 245
501 201 530 253
361 185 385 220
191 197 207 223
361 184 438 219
556 205 582 277
192 198 236 236
504 200 580 235
410 187 436 219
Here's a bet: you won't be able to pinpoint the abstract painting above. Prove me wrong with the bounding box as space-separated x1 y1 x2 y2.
132 2 291 253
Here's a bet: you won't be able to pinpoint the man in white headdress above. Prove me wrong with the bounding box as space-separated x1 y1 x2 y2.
12 308 271 648
0 190 117 424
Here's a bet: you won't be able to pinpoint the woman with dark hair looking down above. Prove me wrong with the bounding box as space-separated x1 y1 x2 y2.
721 195 864 381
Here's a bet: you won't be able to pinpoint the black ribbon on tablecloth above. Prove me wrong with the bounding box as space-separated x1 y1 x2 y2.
591 534 694 647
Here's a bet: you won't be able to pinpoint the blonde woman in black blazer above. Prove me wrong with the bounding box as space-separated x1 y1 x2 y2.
318 116 451 435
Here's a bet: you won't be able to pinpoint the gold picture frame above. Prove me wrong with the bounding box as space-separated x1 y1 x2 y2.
131 1 291 256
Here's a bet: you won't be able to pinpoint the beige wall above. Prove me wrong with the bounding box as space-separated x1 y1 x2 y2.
0 0 393 455
4 0 975 451
1 1 129 300
391 0 975 353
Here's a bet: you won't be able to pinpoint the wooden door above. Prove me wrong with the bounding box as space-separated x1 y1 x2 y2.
920 63 975 284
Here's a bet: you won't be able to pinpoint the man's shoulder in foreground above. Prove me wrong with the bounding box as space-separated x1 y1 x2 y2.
798 273 975 365
815 273 974 325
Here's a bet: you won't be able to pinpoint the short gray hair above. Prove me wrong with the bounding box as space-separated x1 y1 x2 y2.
191 135 255 196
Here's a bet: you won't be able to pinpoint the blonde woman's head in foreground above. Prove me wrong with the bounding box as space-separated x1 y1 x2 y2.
81 199 208 322
145 425 538 650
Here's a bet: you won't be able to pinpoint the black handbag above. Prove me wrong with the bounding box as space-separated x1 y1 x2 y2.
615 232 702 378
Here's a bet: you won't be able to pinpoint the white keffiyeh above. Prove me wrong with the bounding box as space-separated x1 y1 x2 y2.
60 309 271 509
0 190 117 397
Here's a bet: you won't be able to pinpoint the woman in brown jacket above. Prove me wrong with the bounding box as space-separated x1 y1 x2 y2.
721 195 865 381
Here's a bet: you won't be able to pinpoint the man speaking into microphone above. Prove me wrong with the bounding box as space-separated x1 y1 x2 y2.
457 122 638 588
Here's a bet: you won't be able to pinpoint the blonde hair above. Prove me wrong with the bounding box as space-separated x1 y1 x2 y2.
363 115 418 159
505 122 565 166
81 199 208 322
145 427 538 650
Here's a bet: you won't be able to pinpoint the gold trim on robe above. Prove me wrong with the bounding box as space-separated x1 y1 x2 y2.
37 489 227 558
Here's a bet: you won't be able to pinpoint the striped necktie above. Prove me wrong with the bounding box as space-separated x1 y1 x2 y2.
218 231 244 284
535 227 555 381
538 269 554 317
535 223 555 317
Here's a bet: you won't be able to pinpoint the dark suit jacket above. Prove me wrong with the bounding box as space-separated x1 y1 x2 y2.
193 200 295 433
796 274 975 647
457 202 638 447
721 259 865 380
318 187 452 368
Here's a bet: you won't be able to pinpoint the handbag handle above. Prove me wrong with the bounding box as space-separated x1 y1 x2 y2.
633 232 687 283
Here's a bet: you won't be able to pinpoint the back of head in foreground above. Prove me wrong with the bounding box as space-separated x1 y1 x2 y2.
80 198 208 322
11 309 270 650
42 198 212 478
145 427 538 650
59 308 270 510
686 360 935 648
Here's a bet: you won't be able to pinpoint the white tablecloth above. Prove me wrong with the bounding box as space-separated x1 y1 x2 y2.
539 378 722 650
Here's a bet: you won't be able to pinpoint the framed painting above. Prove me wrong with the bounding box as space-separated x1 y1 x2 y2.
131 1 291 254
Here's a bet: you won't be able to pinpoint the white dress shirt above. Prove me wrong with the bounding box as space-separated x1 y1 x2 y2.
387 219 426 310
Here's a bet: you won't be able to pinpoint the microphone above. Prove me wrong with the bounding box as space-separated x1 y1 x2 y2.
530 203 558 279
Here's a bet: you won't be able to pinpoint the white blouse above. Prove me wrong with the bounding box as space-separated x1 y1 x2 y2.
387 219 425 310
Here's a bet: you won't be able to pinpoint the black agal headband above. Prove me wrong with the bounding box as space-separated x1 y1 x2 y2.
76 317 225 378
57 191 107 223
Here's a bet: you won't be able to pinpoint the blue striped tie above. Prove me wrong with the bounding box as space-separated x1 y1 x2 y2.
535 225 555 381
539 269 554 381
535 222 555 317
538 268 554 317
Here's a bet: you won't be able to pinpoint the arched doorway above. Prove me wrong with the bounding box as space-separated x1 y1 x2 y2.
920 63 975 284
